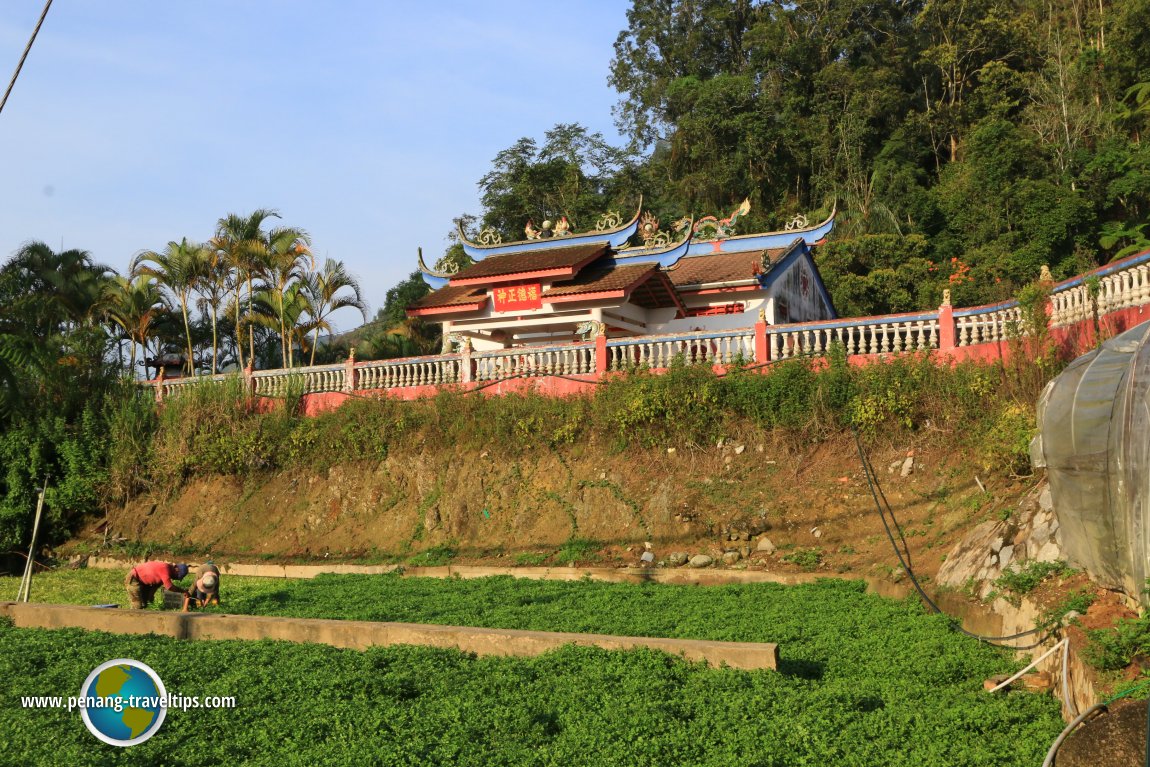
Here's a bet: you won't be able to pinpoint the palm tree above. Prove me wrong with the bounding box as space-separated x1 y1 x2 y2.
104 274 168 377
4 242 115 339
213 210 277 370
300 259 369 366
198 240 234 374
131 238 208 376
262 228 313 367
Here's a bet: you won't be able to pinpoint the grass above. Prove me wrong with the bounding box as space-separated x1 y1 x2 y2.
0 570 1065 766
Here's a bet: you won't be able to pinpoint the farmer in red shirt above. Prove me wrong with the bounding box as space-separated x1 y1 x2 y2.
124 561 189 609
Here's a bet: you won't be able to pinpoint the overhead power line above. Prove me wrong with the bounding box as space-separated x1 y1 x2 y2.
0 0 54 117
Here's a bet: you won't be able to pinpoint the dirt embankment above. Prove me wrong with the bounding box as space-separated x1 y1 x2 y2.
95 433 1030 577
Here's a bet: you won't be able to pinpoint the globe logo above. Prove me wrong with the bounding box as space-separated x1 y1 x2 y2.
79 659 167 746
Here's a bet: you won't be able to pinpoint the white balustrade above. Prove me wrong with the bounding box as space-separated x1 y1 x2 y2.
606 331 754 371
474 345 595 381
767 317 939 360
954 305 1023 346
357 356 462 389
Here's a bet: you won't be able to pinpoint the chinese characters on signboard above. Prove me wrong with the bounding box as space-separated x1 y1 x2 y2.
492 283 542 312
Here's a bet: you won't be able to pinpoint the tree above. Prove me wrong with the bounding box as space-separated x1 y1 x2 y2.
378 271 432 328
131 238 208 376
478 124 638 239
213 209 279 370
103 274 168 376
300 259 369 366
260 227 313 368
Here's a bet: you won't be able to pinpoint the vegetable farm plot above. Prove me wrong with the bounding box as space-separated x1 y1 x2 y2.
1 571 1062 765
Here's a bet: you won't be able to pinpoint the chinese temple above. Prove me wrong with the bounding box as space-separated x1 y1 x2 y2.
407 199 837 350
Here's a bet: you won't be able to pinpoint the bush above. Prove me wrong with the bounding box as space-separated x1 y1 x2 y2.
992 561 1072 600
1085 615 1150 672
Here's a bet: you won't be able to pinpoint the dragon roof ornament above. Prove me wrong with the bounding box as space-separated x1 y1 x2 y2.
694 198 751 240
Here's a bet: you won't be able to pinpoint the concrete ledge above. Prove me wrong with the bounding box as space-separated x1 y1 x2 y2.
87 555 836 587
0 602 779 671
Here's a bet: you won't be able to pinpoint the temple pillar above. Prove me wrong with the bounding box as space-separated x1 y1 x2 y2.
938 290 955 353
343 348 357 393
754 307 768 363
595 325 608 375
461 339 474 384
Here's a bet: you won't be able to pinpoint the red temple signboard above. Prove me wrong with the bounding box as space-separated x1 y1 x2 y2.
492 283 542 312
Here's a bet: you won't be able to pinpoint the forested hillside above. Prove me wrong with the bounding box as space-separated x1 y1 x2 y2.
408 0 1150 322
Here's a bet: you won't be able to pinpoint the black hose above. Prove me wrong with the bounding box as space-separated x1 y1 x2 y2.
852 428 1050 648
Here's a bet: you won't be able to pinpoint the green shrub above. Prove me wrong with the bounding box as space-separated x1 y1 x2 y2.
1085 614 1150 672
781 547 823 570
993 561 1072 596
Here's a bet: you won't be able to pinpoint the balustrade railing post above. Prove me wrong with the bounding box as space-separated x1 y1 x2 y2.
343 348 356 393
154 367 165 404
243 364 254 398
938 289 956 353
594 324 608 376
461 340 473 384
754 308 768 363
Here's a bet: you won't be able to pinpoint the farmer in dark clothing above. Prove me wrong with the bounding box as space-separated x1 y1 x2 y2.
183 563 221 611
124 561 188 609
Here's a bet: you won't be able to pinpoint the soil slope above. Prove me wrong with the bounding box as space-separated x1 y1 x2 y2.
97 433 1029 577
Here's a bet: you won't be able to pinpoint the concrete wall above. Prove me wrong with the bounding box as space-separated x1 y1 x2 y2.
0 602 779 671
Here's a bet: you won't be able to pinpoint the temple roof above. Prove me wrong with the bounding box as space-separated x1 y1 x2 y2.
407 284 489 312
449 242 608 284
666 244 793 288
542 262 657 298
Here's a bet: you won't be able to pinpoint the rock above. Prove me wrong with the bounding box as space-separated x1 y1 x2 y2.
643 541 652 550
1035 541 1062 563
740 545 751 559
724 455 734 465
990 536 1004 552
667 447 676 456
756 537 777 554
722 551 741 565
668 552 689 567
997 544 1014 571
1038 486 1053 513
899 454 914 477
811 527 822 539
716 438 725 448
890 566 905 583
888 460 902 474
735 445 746 455
688 554 713 568
640 551 655 564
729 533 740 542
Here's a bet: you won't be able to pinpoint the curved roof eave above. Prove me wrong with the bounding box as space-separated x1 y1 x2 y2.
604 225 694 269
459 197 643 259
417 247 452 289
686 204 836 256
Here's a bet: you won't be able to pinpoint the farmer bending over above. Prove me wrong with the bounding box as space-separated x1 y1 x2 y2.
124 561 188 609
183 563 221 611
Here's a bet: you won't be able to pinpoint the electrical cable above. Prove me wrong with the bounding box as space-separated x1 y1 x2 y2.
0 0 54 117
852 428 1052 648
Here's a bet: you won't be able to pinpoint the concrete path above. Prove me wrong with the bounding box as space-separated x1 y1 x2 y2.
0 601 779 670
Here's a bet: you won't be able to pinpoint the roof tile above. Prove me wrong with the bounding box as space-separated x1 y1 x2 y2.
451 242 608 281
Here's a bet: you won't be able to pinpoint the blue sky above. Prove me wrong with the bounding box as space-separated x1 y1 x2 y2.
0 1 631 332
